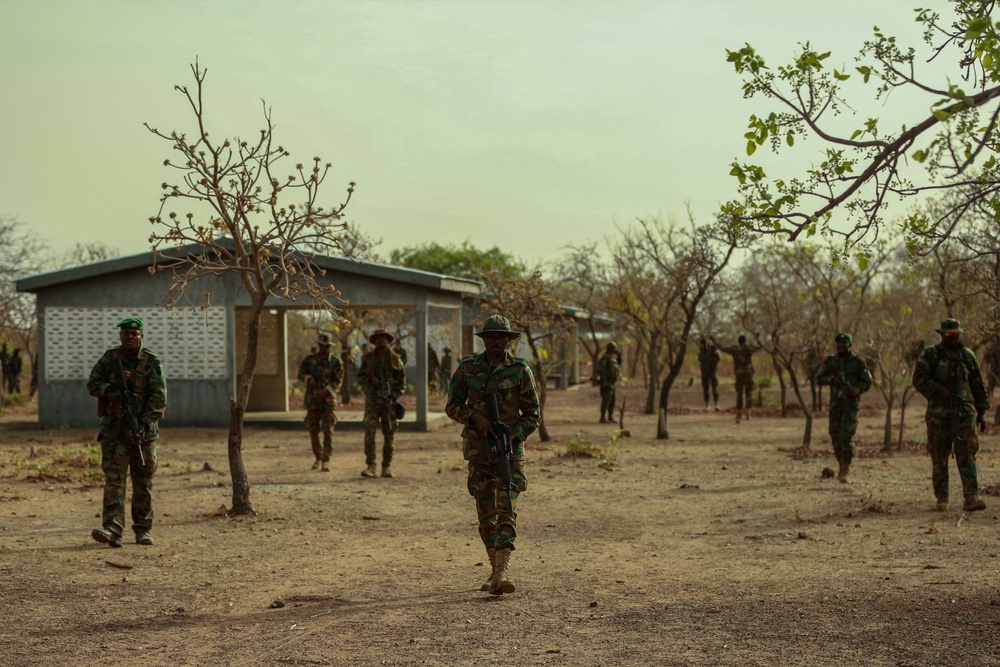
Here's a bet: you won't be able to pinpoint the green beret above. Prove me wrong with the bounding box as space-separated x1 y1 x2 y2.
117 317 144 331
834 332 852 343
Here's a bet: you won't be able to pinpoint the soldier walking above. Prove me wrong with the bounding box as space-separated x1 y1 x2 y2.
716 334 761 423
446 314 540 595
815 333 872 483
912 319 990 512
357 328 406 478
86 317 167 547
297 332 344 472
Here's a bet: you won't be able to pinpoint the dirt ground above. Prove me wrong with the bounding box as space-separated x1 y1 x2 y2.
2 379 1000 667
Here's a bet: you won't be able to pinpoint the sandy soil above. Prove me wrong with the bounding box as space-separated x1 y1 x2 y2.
1 380 999 667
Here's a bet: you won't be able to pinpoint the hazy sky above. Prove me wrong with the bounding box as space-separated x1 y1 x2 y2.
1 0 928 264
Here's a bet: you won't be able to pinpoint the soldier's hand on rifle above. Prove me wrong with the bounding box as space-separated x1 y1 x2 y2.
306 376 316 389
978 409 987 434
935 385 951 400
470 412 492 439
104 386 123 403
830 376 842 389
315 387 328 400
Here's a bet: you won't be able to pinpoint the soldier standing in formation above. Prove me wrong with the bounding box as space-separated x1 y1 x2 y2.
446 314 540 595
357 328 406 478
815 333 872 483
716 334 761 423
912 319 990 512
86 317 167 548
427 343 440 390
596 342 620 424
698 335 721 411
297 332 344 472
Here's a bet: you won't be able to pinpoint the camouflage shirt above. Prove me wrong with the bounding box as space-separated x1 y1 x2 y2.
912 343 990 424
815 353 873 405
357 349 405 401
445 351 541 461
87 347 167 436
720 342 760 378
597 352 620 388
297 352 344 410
698 343 721 373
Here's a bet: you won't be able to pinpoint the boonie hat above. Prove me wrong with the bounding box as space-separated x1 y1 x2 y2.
316 332 333 346
936 319 964 334
368 328 395 344
475 314 521 340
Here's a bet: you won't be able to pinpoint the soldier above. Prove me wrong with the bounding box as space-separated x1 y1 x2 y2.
427 343 441 390
596 342 621 423
439 346 453 391
86 317 167 547
297 332 344 472
716 334 761 423
446 314 540 595
0 342 9 397
392 338 408 366
815 333 873 483
698 335 721 411
7 347 22 394
357 328 406 478
912 319 990 512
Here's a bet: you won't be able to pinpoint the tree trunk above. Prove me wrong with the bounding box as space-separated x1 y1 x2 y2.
881 386 896 453
227 298 266 516
775 365 788 417
783 364 813 446
537 386 551 442
657 407 668 439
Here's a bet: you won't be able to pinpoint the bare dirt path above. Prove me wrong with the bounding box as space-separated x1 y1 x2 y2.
1 383 999 666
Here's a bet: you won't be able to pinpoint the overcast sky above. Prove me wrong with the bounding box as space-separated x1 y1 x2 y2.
0 0 929 265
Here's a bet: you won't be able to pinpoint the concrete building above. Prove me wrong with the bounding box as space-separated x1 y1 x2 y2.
16 245 479 429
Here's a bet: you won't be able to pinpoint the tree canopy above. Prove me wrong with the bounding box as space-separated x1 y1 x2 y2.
722 1 1000 258
389 240 524 280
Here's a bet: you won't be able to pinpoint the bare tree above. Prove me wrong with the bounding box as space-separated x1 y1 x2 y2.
478 267 570 442
145 62 355 515
606 212 742 438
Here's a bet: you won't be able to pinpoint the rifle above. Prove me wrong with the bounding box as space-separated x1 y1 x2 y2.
114 356 147 466
376 362 405 420
835 367 852 445
485 392 515 510
946 375 963 446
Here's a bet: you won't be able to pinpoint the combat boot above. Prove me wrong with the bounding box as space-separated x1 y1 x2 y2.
599 416 608 424
480 547 497 591
744 408 751 422
361 464 377 477
91 527 122 548
381 465 393 478
310 459 320 470
489 547 516 595
837 462 851 483
963 494 987 512
935 499 949 512
135 531 154 546
320 461 330 472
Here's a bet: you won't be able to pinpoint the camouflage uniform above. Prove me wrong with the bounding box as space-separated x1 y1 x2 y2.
719 337 761 420
357 335 405 474
698 338 721 409
597 346 620 423
815 343 872 470
86 329 167 543
297 340 344 467
446 349 540 553
912 320 990 510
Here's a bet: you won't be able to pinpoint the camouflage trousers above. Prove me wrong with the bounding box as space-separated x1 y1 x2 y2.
828 400 860 464
363 402 396 467
99 434 157 538
467 458 528 550
600 384 617 418
926 420 980 501
734 374 754 410
701 371 719 404
305 408 336 461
